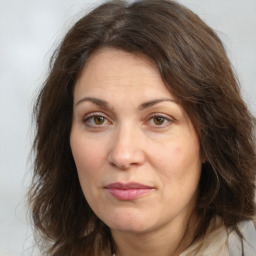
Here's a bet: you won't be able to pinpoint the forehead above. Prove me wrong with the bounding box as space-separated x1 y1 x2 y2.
74 47 172 99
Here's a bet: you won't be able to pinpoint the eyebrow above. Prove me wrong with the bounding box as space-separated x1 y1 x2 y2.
75 97 177 110
138 98 177 110
75 97 110 108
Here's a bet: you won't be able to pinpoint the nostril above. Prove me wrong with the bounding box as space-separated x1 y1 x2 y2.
107 148 145 170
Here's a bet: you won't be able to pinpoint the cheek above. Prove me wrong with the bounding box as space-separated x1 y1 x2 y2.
172 145 200 168
150 145 185 171
151 136 201 182
70 136 104 204
168 146 183 165
70 133 101 183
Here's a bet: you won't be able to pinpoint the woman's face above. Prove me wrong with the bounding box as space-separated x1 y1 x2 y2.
70 48 202 235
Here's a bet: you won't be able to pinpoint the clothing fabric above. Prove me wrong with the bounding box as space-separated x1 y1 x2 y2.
228 219 256 256
180 217 256 256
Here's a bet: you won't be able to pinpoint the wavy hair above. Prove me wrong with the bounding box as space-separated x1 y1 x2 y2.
29 0 256 255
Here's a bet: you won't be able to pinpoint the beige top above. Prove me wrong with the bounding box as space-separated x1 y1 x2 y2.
181 217 256 256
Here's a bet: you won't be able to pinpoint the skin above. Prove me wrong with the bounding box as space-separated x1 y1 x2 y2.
70 48 202 256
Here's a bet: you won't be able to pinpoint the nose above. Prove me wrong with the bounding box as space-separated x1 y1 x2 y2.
107 124 146 170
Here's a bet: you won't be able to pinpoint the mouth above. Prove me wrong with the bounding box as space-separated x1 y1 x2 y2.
104 182 154 201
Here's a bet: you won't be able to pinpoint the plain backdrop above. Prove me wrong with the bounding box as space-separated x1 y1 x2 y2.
0 0 255 255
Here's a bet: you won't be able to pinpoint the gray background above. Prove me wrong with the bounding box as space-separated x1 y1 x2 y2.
0 0 255 255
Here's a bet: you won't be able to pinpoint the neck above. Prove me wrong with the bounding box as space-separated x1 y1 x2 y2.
111 212 198 256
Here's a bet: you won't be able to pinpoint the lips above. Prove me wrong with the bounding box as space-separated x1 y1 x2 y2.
105 182 154 200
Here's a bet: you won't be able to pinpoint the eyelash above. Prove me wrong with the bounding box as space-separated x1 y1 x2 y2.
82 113 173 129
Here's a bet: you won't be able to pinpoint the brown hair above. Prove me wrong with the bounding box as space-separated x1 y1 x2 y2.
29 0 256 255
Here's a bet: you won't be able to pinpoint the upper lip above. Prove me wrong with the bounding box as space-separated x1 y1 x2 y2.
105 182 154 189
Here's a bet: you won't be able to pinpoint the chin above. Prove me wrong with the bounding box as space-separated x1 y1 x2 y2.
110 221 150 234
103 208 154 234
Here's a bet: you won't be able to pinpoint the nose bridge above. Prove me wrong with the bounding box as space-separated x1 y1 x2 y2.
108 121 144 169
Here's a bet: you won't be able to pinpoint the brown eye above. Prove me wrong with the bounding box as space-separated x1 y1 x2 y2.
83 114 110 128
94 116 105 125
147 114 172 128
153 116 165 125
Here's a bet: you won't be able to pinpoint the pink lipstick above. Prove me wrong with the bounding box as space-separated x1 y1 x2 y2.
105 182 154 200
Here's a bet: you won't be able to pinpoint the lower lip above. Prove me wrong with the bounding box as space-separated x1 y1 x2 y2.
106 188 153 200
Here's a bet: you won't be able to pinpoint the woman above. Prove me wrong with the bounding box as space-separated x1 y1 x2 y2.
29 0 256 255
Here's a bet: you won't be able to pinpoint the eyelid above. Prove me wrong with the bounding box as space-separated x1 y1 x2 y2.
149 113 174 120
83 110 112 119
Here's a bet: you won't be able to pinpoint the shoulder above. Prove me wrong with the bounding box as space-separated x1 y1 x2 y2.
228 217 256 256
181 216 229 255
181 216 256 256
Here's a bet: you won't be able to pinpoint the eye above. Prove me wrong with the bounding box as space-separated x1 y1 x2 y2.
152 116 166 125
83 113 111 128
147 114 172 127
92 116 105 125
